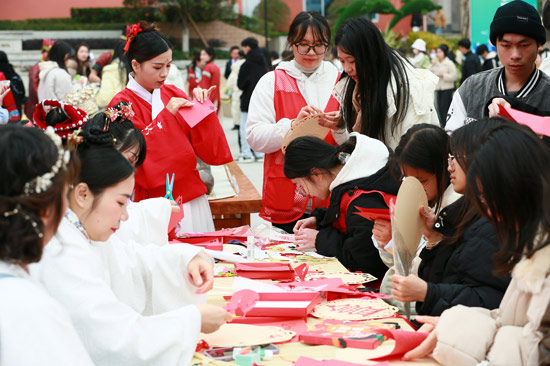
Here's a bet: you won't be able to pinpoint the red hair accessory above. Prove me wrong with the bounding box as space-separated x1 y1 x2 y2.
124 23 143 53
32 100 88 139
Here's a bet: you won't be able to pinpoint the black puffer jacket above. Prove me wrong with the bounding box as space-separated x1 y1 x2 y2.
416 197 511 316
312 166 400 279
237 47 268 112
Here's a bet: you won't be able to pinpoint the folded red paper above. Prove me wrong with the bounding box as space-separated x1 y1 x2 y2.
178 99 217 128
169 237 223 251
354 207 391 222
299 330 383 349
224 292 321 318
498 104 550 137
235 262 296 281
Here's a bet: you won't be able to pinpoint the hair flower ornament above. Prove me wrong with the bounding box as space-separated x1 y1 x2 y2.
104 102 135 131
124 23 143 53
337 151 351 164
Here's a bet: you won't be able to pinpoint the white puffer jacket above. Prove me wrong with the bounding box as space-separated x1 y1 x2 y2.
37 61 73 102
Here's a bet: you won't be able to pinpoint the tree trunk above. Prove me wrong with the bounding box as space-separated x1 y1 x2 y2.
460 0 470 39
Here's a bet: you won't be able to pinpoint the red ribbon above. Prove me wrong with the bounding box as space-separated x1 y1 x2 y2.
123 23 143 53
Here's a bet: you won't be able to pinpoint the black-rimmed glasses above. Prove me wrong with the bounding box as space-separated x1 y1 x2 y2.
293 43 328 55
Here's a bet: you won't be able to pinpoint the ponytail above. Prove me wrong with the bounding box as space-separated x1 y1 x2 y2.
284 136 356 179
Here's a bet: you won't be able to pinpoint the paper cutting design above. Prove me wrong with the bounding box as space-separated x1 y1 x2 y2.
305 271 377 285
311 299 399 321
281 113 331 153
201 324 296 347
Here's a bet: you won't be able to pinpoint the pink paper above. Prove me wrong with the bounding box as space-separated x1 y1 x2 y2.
295 263 309 281
223 289 259 316
295 356 389 366
177 99 217 128
167 204 184 232
178 225 254 239
368 329 429 361
499 104 550 136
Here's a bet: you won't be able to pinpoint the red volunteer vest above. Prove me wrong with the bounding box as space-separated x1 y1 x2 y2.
260 69 340 223
333 189 396 234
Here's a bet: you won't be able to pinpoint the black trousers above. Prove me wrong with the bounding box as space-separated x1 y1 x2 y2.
436 88 454 128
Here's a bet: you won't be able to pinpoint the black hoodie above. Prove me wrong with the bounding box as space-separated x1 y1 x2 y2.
312 165 400 278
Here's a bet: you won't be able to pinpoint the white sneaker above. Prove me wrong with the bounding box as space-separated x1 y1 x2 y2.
236 156 254 163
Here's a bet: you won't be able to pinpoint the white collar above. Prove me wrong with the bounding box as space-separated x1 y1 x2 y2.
127 74 164 119
0 260 30 279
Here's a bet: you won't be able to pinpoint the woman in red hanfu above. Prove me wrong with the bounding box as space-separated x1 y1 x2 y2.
198 47 221 112
109 22 232 233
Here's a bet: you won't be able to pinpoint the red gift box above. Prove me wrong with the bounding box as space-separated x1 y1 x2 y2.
234 262 295 281
225 292 321 318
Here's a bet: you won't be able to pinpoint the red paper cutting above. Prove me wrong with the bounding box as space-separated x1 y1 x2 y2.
294 263 309 281
499 104 550 137
368 329 429 360
178 99 217 128
167 203 184 240
235 263 296 281
354 207 391 221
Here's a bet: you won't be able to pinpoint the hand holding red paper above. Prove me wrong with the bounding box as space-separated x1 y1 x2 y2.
197 303 232 333
496 104 550 137
187 255 214 294
193 85 216 103
487 97 511 118
166 97 194 116
402 315 439 361
372 219 392 247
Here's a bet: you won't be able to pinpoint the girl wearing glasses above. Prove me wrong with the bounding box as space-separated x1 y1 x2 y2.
375 124 461 312
405 121 550 366
246 11 342 233
283 133 400 278
392 119 511 317
333 17 439 150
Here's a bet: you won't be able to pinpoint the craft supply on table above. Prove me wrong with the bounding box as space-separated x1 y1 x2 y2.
201 324 296 347
234 262 296 281
311 298 399 321
304 271 377 285
224 290 321 318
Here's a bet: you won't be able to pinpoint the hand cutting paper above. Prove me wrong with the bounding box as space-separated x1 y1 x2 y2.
223 289 259 317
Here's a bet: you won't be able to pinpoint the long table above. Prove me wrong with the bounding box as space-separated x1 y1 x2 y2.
197 245 440 366
208 162 263 230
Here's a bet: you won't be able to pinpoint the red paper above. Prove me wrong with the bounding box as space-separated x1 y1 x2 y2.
223 289 259 316
226 292 321 318
295 356 389 366
499 104 550 136
368 329 429 361
177 99 217 128
235 262 296 281
169 237 223 251
354 207 391 221
299 331 382 349
294 263 309 281
177 226 255 243
168 204 184 232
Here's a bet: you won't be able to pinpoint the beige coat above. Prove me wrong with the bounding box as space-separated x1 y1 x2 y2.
429 58 457 91
433 243 550 366
335 57 439 150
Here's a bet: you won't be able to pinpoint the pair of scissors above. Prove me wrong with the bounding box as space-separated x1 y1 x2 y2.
164 173 175 201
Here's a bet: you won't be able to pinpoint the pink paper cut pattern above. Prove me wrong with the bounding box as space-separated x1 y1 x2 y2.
499 104 550 137
224 289 259 317
295 263 309 281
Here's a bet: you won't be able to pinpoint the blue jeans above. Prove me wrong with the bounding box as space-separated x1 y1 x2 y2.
240 112 264 159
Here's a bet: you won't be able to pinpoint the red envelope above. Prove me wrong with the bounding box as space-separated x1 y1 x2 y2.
178 99 217 128
235 262 296 281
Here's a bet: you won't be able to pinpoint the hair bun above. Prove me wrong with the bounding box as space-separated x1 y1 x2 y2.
80 125 115 147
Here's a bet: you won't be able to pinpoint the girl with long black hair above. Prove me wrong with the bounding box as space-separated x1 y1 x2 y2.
333 17 439 149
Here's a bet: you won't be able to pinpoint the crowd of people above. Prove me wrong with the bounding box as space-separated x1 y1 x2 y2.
0 1 549 365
